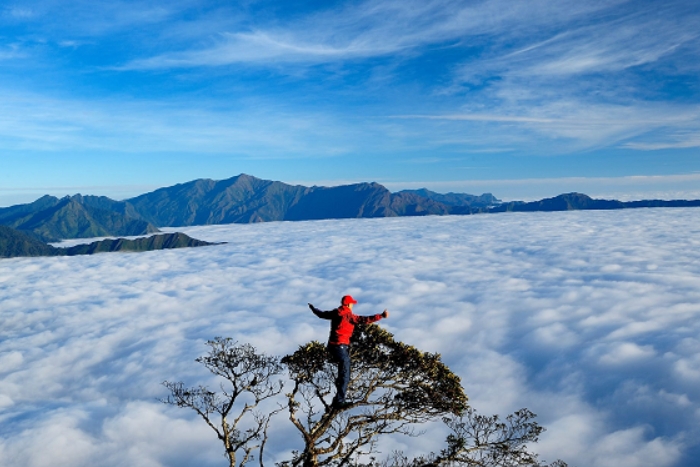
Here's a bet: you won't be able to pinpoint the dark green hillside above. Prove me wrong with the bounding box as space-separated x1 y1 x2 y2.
285 183 454 220
486 192 700 213
4 175 699 236
71 194 145 220
0 225 58 257
0 229 219 259
0 197 106 241
623 199 700 208
62 232 218 255
387 190 454 216
79 202 159 238
488 193 700 213
399 188 500 208
284 183 392 220
0 196 158 241
0 195 61 224
126 174 475 226
126 174 310 226
489 193 619 212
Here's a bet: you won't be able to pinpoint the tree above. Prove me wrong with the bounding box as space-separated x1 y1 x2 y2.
332 408 568 467
280 324 467 467
427 408 568 467
164 330 570 467
162 338 284 467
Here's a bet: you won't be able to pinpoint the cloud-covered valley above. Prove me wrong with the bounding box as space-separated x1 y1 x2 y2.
1 209 699 466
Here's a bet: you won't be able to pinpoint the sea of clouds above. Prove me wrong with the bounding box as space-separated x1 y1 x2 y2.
1 208 700 467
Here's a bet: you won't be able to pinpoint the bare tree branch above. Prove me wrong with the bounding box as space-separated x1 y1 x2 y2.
164 334 570 467
162 338 284 467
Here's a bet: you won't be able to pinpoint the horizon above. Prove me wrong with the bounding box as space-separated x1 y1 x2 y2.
3 172 700 209
1 1 699 205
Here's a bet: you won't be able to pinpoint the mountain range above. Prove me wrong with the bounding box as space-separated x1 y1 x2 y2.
1 174 698 245
489 192 700 212
0 174 499 241
0 194 158 242
124 174 499 226
0 226 217 259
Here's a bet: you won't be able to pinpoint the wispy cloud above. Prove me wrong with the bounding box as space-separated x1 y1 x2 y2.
0 44 25 60
623 133 700 150
116 0 630 70
118 31 381 69
2 210 700 466
3 7 34 19
2 0 180 35
480 13 699 78
391 102 700 153
0 91 364 157
428 1 700 152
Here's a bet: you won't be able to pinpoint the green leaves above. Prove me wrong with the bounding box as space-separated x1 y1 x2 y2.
435 408 559 467
165 332 568 467
281 324 468 466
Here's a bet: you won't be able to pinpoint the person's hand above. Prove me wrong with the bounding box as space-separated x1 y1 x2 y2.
382 309 389 318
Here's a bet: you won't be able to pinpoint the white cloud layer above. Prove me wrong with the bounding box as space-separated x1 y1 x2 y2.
2 209 700 466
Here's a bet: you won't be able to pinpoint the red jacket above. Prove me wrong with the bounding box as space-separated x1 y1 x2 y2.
312 305 383 345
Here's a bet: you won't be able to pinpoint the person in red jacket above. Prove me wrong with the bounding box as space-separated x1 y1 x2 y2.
309 295 389 409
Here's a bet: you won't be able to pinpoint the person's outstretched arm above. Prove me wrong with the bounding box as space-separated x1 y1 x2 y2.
309 303 334 320
350 309 389 325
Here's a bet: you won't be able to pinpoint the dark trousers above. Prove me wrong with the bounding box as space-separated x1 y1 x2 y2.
327 344 350 404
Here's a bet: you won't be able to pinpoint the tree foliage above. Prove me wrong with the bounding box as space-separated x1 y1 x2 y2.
163 330 570 467
280 324 467 467
337 408 567 467
162 338 284 467
431 408 567 467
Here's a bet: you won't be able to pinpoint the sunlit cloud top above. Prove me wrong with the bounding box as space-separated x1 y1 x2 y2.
2 209 700 466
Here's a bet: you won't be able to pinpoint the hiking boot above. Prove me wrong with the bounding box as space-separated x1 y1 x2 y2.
332 400 353 411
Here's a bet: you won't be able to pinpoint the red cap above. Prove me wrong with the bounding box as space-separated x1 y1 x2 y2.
341 295 357 305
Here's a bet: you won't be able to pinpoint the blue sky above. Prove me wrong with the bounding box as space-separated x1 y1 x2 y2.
1 0 699 205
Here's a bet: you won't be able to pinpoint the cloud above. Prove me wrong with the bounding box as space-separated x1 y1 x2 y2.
435 1 700 152
594 342 658 366
0 91 364 157
119 30 393 70
2 209 700 466
394 107 700 152
117 0 629 70
539 413 683 467
623 136 700 150
480 9 699 79
0 44 25 61
3 7 34 19
2 0 179 35
2 0 699 174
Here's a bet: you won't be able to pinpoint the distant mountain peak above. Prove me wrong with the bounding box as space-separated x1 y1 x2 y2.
399 188 500 209
4 175 699 238
0 194 159 242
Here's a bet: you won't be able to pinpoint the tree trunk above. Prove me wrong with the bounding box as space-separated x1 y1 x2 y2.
301 450 318 467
